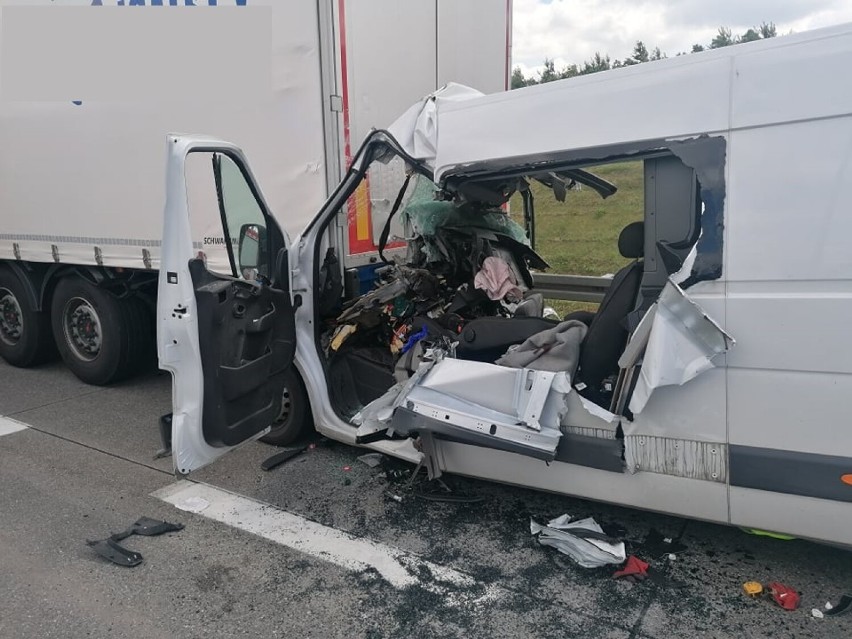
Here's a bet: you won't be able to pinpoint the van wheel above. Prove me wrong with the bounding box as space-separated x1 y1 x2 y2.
261 367 313 446
51 277 150 385
0 269 56 367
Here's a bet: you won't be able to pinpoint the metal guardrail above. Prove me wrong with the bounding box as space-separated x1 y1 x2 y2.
531 273 611 303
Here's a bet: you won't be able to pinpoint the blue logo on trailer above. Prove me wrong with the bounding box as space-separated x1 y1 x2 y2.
91 1 248 6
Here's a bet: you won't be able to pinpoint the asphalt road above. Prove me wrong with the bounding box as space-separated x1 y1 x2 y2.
1 358 850 639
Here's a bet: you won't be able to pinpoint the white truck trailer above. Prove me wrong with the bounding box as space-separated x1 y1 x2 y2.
0 0 511 386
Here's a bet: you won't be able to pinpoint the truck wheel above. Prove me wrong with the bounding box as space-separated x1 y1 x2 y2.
0 269 56 367
50 277 150 385
261 366 313 446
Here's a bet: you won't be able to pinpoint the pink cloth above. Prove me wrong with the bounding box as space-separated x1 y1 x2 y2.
474 256 523 301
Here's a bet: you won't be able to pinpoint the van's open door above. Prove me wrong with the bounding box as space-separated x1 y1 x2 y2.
157 135 296 475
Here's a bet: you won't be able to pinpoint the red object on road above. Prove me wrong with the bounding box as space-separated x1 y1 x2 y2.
343 465 352 471
613 555 650 580
767 582 800 610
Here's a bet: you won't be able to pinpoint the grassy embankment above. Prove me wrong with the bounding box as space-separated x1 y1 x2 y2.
511 160 644 316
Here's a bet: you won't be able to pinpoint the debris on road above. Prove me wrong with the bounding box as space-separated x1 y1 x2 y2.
740 527 796 541
357 453 384 468
767 582 801 611
743 581 764 598
413 478 485 503
261 446 308 471
86 517 183 568
825 594 852 617
612 555 650 582
530 514 626 568
812 608 825 619
86 538 143 568
640 527 688 559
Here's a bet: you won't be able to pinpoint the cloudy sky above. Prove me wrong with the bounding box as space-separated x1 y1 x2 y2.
512 0 852 76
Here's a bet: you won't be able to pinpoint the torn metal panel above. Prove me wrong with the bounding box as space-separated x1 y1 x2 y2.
415 359 557 430
352 352 440 435
629 280 734 414
669 136 727 286
625 435 727 482
387 83 485 172
391 359 567 460
530 515 626 568
561 391 618 435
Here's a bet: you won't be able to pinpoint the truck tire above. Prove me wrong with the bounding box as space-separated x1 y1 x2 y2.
0 268 56 367
50 277 152 385
261 366 314 446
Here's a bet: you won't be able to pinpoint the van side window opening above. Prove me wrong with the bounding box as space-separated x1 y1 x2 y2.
516 154 701 315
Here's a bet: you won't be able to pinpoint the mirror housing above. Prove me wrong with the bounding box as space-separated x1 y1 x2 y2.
238 223 267 276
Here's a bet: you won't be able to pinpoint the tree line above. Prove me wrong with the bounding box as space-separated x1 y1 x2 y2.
512 22 777 89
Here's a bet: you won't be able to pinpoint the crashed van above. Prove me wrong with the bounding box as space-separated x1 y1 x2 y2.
158 24 852 547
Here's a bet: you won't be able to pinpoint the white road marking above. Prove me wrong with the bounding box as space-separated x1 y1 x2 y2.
0 416 28 437
153 480 499 604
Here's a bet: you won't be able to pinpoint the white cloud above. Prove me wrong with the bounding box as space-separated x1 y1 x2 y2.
513 0 852 77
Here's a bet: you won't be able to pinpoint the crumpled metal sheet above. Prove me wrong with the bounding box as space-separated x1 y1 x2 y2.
387 82 484 172
629 280 734 414
530 514 626 568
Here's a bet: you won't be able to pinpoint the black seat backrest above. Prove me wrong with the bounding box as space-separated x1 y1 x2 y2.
455 316 559 363
578 221 644 389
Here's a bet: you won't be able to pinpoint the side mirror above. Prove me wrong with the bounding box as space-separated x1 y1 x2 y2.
238 223 267 277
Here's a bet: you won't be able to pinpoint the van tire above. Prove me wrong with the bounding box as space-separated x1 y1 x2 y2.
51 277 150 385
0 268 56 367
261 366 313 446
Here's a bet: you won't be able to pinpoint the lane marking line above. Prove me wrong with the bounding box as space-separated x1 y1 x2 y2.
153 480 499 604
0 416 28 437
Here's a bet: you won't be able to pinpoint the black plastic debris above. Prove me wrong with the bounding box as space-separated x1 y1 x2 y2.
413 478 485 504
825 594 852 617
86 538 143 568
111 516 184 541
640 527 688 559
86 517 184 567
261 446 308 471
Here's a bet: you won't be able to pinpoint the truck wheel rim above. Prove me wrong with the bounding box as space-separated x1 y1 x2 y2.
0 288 24 346
63 297 102 361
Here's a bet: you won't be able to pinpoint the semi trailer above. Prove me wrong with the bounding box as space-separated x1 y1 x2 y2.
0 0 511 392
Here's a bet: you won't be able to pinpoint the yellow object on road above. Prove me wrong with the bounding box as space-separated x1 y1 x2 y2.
743 582 764 598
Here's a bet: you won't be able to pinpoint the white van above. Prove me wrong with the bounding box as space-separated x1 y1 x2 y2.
158 24 852 547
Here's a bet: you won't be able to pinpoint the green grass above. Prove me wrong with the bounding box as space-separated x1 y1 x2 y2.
512 160 644 276
510 160 644 315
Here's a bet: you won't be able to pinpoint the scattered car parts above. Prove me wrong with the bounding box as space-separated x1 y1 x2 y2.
86 516 184 567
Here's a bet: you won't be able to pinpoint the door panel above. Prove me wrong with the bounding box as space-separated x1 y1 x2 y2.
190 259 295 447
158 135 295 474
